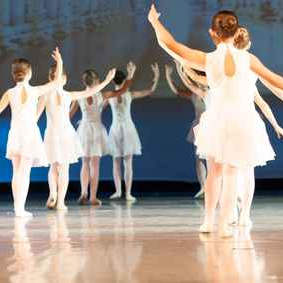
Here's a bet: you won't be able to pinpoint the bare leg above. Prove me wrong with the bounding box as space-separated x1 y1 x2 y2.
110 157 122 199
200 159 223 233
218 165 238 237
239 167 254 227
56 163 69 210
89 156 102 206
11 156 21 214
194 154 207 199
46 164 58 209
78 158 90 205
124 155 136 202
14 157 33 218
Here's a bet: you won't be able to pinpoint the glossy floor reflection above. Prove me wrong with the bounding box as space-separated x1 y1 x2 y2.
0 197 283 283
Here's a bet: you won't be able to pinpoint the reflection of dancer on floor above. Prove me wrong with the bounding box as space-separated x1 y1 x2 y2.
165 64 208 198
0 48 63 217
109 62 160 201
69 64 134 206
148 6 283 237
37 65 116 210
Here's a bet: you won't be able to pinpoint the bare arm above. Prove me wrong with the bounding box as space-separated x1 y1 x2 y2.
36 96 46 122
183 66 208 86
69 69 116 101
254 89 283 138
37 47 63 97
165 65 192 98
0 92 10 114
69 101 79 119
148 5 206 70
132 63 160 98
251 54 283 92
102 79 133 99
259 77 283 101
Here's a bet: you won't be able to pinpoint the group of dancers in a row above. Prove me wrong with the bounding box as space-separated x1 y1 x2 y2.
148 5 283 237
2 5 283 239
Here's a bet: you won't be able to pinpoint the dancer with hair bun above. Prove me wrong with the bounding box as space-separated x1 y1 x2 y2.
148 5 283 237
0 48 63 217
69 64 135 206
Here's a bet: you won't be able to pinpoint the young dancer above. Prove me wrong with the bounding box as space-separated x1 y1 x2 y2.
109 62 160 202
69 63 135 206
37 66 116 210
0 48 63 217
148 6 283 237
165 64 207 198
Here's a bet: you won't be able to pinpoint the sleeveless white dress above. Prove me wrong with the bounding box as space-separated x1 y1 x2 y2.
108 91 142 157
77 92 110 157
6 82 47 167
194 43 275 168
44 88 83 164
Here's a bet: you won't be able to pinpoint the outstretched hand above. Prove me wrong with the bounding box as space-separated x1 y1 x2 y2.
106 68 116 83
127 61 136 80
148 4 160 25
151 62 160 81
51 47 62 63
165 64 173 77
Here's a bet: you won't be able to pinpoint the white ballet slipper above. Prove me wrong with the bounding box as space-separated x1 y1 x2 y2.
110 191 122 200
199 223 213 233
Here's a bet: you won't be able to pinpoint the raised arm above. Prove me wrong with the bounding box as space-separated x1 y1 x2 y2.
36 96 46 122
183 66 208 87
69 69 116 101
250 54 283 92
148 4 206 70
165 64 192 98
254 89 283 138
37 47 63 97
176 62 207 98
131 63 160 98
0 92 10 114
69 101 79 119
259 77 283 102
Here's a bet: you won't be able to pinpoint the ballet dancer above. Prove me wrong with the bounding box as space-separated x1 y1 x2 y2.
165 64 207 198
148 6 283 237
37 65 116 210
0 48 63 217
69 63 135 206
109 62 160 202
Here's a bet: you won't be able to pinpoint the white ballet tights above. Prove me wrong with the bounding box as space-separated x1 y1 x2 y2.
48 163 69 210
111 155 135 201
12 156 33 217
238 168 255 226
80 157 100 201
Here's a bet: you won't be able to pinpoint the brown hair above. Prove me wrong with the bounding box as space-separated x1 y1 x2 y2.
82 69 99 87
211 10 239 40
11 58 31 82
48 64 66 81
233 26 250 50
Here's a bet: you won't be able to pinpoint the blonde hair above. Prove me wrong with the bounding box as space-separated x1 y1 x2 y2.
233 26 250 50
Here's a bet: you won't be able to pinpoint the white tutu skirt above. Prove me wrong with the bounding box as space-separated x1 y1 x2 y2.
77 120 110 157
44 124 83 165
194 107 275 168
6 122 47 167
109 122 142 157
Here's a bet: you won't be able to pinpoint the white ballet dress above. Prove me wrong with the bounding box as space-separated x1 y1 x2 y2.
77 92 110 157
194 43 275 168
6 82 47 167
108 91 142 157
43 88 83 164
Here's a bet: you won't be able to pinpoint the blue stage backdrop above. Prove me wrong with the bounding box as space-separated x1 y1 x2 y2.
0 0 283 182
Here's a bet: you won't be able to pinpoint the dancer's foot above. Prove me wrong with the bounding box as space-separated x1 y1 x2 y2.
56 203 68 211
46 195 57 210
199 223 213 233
218 224 233 238
194 188 205 199
90 198 102 206
110 191 122 200
238 218 253 228
77 194 88 205
126 194 136 202
15 210 33 218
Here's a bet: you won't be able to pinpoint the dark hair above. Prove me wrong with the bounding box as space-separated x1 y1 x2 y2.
48 64 67 81
82 69 99 87
113 70 126 85
233 26 250 50
11 58 31 82
211 10 239 40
